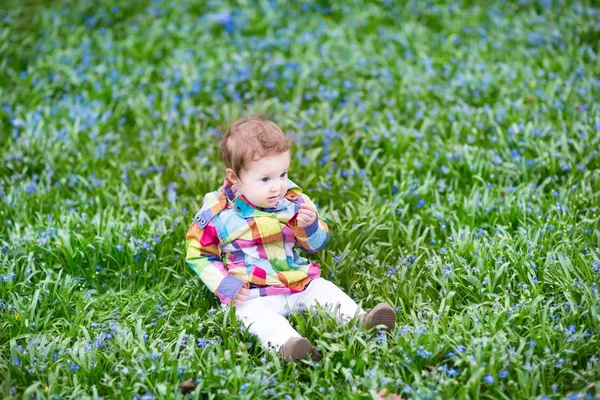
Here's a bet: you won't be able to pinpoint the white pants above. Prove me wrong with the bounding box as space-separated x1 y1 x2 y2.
235 278 365 352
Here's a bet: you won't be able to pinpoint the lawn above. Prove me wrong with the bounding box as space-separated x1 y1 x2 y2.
1 0 599 398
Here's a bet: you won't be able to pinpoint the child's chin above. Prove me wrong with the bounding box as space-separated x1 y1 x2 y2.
263 199 278 207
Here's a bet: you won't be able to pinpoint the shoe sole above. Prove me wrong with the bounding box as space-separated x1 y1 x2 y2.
284 338 314 362
366 303 396 331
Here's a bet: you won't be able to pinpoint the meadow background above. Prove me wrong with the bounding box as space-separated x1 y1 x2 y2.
1 0 600 398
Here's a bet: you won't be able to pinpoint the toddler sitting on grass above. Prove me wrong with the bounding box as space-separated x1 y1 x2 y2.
185 116 396 362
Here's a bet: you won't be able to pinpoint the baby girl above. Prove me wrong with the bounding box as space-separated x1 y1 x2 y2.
185 116 396 362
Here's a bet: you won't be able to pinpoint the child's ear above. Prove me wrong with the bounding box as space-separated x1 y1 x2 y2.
226 168 240 184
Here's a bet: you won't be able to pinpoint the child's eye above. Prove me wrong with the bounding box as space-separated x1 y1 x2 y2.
261 177 270 183
280 172 287 178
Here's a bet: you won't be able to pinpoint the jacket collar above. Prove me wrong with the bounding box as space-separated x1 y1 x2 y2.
221 177 298 217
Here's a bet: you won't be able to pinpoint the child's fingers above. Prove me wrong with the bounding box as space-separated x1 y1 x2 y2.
295 215 307 227
233 287 249 307
234 297 245 307
298 209 316 218
296 213 316 227
291 207 317 228
300 203 316 211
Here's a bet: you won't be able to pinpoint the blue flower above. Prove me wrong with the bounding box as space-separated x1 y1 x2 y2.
211 11 235 33
417 199 426 208
483 374 495 384
25 183 38 194
442 263 453 278
592 260 600 274
70 362 80 372
167 189 177 203
416 347 432 358
499 370 508 378
376 330 386 344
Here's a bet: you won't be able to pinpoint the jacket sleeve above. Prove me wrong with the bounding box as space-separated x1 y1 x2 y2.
288 192 330 254
185 220 246 305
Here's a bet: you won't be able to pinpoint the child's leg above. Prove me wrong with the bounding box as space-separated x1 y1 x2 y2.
235 295 302 352
288 278 366 323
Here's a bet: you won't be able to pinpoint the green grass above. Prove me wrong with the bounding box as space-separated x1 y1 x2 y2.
1 0 599 398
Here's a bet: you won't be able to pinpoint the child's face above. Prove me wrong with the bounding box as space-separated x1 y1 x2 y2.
227 150 291 208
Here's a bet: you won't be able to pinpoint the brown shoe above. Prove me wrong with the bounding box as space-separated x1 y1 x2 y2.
281 337 322 362
363 303 396 331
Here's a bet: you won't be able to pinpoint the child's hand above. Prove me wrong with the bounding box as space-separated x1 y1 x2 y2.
294 203 317 228
233 287 250 308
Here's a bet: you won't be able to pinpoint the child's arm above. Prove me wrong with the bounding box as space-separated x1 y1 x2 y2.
288 192 330 254
185 220 246 305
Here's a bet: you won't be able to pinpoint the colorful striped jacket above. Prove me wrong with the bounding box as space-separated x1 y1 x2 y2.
185 177 329 305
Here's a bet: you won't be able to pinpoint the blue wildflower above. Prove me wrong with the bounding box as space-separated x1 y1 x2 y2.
25 183 38 194
416 347 432 358
592 260 600 274
376 330 386 344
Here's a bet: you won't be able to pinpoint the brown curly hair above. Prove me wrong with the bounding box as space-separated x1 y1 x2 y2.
219 116 293 178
